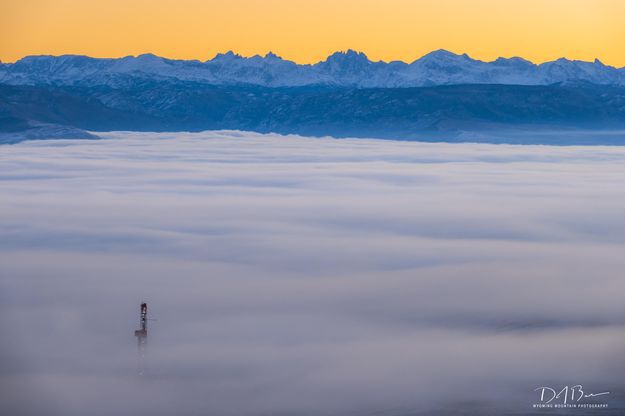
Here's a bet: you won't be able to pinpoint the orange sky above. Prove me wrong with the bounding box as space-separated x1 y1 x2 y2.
1 0 625 66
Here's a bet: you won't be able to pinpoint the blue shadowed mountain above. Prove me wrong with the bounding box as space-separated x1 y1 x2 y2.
2 50 625 144
2 49 624 87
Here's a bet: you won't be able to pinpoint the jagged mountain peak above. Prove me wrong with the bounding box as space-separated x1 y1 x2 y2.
136 53 159 59
325 49 371 63
264 51 282 60
126 53 167 65
494 56 534 67
210 51 243 62
417 49 469 62
1 49 623 88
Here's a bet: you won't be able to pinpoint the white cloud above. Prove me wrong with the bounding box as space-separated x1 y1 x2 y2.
1 131 625 415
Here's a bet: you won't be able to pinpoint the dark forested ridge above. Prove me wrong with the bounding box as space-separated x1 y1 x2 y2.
2 80 625 144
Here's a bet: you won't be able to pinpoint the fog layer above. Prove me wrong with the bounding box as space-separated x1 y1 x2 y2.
2 131 625 415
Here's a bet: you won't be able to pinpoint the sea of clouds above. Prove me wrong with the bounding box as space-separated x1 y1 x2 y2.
2 131 625 415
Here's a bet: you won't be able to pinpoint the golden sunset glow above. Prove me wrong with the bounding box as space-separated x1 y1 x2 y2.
1 0 624 66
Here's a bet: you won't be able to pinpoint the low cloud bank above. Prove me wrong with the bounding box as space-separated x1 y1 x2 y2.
2 131 625 415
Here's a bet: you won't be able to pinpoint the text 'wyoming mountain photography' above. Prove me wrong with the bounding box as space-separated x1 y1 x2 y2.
2 1 625 416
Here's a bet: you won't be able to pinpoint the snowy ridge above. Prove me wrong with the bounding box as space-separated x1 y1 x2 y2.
1 49 624 87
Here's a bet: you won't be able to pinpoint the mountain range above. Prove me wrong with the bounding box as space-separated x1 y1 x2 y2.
2 49 625 88
2 50 625 145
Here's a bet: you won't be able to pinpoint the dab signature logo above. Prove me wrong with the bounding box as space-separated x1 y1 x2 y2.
533 385 610 409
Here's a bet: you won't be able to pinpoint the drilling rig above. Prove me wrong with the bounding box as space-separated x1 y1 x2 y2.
134 302 148 375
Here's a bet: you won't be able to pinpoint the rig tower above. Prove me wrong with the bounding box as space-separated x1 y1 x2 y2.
134 302 148 375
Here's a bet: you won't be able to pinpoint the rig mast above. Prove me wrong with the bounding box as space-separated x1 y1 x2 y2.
134 302 148 375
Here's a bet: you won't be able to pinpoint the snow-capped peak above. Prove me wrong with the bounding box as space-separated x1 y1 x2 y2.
0 50 623 88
